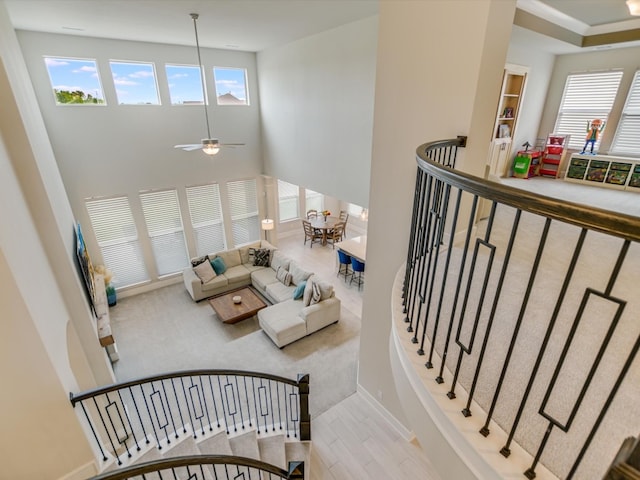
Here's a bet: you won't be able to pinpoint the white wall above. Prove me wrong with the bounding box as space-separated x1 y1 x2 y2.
17 31 264 290
257 16 378 208
361 0 516 430
538 44 640 155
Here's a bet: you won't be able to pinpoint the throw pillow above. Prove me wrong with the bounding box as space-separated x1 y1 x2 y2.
303 277 314 306
191 255 209 267
252 248 271 267
310 281 322 305
293 281 306 300
276 266 292 286
210 256 227 275
193 260 216 283
289 261 313 286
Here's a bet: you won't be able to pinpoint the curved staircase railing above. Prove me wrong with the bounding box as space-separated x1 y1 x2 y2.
70 369 310 468
398 137 640 479
85 455 304 480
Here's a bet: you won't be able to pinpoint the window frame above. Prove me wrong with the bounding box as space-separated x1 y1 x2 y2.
109 60 161 106
165 63 207 106
611 70 640 157
226 178 260 247
185 183 227 257
213 66 249 106
44 56 106 106
277 180 300 222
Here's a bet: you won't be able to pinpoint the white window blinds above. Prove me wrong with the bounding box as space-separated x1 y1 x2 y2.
278 180 299 222
227 178 260 246
305 188 323 213
611 70 640 156
85 196 149 288
186 183 226 256
554 71 623 150
139 189 189 276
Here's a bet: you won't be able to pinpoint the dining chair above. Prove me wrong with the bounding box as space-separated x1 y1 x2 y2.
306 209 318 219
350 257 365 290
326 221 345 249
302 219 322 248
337 250 352 281
339 210 349 237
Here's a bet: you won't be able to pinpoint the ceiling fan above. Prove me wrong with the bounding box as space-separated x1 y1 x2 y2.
174 13 244 156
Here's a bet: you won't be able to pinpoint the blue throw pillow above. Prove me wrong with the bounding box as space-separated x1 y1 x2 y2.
293 281 306 300
210 256 227 275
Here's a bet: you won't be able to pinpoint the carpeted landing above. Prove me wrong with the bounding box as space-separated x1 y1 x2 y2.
109 283 360 418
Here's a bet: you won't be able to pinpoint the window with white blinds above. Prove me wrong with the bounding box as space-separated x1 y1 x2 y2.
278 180 299 222
227 178 260 246
305 188 323 213
611 70 640 156
554 70 623 151
85 196 149 288
185 183 226 256
139 189 189 276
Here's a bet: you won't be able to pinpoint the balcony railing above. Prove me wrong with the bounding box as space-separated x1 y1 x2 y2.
399 137 640 479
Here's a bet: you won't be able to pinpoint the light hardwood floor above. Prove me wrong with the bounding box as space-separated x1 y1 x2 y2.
275 229 441 480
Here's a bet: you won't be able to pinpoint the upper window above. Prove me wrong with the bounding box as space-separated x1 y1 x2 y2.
165 64 205 105
278 180 300 222
553 70 623 151
611 70 640 157
213 67 249 105
44 56 106 105
110 61 160 105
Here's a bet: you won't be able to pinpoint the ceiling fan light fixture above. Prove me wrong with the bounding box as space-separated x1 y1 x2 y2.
628 0 640 15
202 139 220 155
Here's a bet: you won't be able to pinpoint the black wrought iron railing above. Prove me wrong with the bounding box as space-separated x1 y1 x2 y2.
400 137 640 479
70 370 310 466
85 455 304 480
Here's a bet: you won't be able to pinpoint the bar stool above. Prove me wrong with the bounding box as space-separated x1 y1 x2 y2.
337 250 352 281
350 257 365 290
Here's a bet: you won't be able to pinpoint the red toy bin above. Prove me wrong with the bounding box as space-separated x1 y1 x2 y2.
547 146 563 155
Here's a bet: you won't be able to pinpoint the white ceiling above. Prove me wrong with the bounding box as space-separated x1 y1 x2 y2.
4 0 640 53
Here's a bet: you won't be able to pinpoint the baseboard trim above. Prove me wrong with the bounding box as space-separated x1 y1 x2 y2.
56 460 97 480
356 384 415 442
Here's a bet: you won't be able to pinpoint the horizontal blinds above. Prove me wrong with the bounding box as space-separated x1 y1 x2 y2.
227 178 260 246
278 179 299 221
305 188 323 212
186 183 226 256
85 196 149 287
139 189 189 276
611 71 640 156
554 71 623 150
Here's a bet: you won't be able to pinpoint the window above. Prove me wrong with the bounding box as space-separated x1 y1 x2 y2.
165 64 205 105
227 179 260 246
213 67 248 105
348 203 364 216
139 189 189 276
186 183 226 256
554 70 623 151
611 70 640 156
110 61 160 105
44 56 105 105
85 196 148 288
278 180 300 222
305 188 324 213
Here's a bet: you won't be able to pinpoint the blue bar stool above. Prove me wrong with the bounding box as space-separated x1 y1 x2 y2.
350 257 365 290
337 250 352 281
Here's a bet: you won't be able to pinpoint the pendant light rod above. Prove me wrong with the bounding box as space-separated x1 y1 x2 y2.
190 13 212 140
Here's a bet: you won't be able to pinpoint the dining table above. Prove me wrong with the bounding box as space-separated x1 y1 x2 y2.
309 216 340 246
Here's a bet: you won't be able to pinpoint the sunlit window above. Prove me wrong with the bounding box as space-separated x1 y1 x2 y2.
110 61 160 105
213 67 248 105
165 64 205 105
44 56 105 105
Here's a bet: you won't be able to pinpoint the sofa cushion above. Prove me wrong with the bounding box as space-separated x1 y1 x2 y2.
270 251 291 273
193 260 216 283
211 256 227 275
266 281 296 303
258 301 307 348
289 261 313 286
216 249 241 268
239 241 261 264
224 264 251 285
293 281 306 300
251 267 279 292
201 274 229 292
276 266 292 286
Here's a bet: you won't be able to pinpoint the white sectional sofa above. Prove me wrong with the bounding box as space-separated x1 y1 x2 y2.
182 242 340 348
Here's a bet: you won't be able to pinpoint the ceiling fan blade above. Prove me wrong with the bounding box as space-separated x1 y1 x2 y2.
219 143 246 147
174 144 202 151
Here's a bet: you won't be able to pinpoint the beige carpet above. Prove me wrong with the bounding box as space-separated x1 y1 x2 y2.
109 283 360 417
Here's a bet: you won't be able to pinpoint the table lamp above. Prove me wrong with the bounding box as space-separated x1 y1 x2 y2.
261 218 274 240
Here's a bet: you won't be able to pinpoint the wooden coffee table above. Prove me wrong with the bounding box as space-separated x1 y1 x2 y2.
208 287 268 324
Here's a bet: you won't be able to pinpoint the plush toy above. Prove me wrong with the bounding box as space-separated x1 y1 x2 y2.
581 119 605 154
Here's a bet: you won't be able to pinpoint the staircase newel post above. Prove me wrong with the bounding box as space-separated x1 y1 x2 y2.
297 374 311 441
287 460 305 479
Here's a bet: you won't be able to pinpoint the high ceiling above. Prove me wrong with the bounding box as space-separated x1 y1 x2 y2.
4 0 640 52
